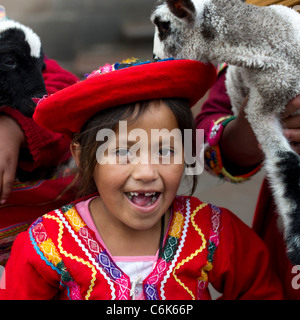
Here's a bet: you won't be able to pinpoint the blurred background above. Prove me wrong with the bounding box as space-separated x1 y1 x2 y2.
1 0 155 76
1 0 265 228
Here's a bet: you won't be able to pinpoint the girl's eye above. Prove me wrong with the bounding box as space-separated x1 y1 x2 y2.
159 148 174 157
116 148 130 157
115 148 132 164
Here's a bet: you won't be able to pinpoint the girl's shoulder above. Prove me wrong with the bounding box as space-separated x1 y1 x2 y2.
176 195 245 227
174 195 252 248
29 202 88 241
173 195 228 231
27 201 95 266
172 196 226 254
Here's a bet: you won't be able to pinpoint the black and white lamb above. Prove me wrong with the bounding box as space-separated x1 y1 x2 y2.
151 0 300 264
0 8 46 117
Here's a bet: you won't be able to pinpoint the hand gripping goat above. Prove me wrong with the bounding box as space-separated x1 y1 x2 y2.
151 0 300 264
0 6 46 117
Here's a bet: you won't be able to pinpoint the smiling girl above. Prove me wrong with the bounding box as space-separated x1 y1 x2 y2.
0 59 283 300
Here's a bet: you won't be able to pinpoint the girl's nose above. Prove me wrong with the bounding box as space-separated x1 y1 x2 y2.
131 163 159 182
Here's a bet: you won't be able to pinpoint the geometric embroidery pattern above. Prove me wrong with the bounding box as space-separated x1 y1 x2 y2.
29 217 82 300
160 236 179 262
43 213 97 300
79 227 100 256
144 197 189 300
29 196 217 300
39 238 61 266
172 202 208 300
64 206 86 232
95 248 131 300
168 211 184 238
98 251 122 280
197 204 222 300
144 284 159 300
60 205 131 300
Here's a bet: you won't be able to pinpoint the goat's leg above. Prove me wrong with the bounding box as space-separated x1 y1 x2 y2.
246 98 300 265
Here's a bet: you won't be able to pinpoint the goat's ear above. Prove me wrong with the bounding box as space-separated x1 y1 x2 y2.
166 0 196 21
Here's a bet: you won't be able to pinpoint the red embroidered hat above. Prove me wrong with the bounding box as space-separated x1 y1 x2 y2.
33 58 217 140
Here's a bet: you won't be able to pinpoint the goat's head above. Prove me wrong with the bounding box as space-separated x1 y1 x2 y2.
151 0 246 62
151 0 211 62
0 20 46 117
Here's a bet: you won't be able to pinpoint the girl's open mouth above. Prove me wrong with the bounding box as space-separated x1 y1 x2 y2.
125 192 161 208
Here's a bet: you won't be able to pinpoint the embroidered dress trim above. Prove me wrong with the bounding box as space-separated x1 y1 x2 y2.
29 196 221 300
57 206 117 299
171 202 208 300
45 212 97 300
29 217 82 300
159 198 192 299
61 205 133 300
197 204 222 299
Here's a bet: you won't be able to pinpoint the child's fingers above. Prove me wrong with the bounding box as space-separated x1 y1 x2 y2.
0 158 17 205
282 115 300 130
284 129 300 143
282 115 300 156
284 129 300 156
0 171 15 204
281 95 300 119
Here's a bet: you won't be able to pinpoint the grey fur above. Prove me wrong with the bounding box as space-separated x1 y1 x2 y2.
151 0 300 264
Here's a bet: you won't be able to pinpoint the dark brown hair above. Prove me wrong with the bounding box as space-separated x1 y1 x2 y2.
72 98 198 198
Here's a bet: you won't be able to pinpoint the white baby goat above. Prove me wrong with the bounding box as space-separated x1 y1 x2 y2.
151 0 300 265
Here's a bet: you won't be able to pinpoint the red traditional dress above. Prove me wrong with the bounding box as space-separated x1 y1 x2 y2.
0 196 282 300
0 57 79 266
195 66 300 299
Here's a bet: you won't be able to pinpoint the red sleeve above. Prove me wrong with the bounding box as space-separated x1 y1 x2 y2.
195 70 233 135
210 209 283 300
42 57 79 95
0 58 79 171
0 231 60 300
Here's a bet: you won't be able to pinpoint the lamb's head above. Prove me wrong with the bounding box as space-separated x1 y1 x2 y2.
151 0 208 61
151 0 246 62
0 19 47 117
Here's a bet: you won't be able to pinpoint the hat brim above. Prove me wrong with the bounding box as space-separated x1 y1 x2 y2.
33 59 217 140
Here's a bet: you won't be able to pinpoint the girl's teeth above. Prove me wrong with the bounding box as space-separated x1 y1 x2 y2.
129 192 156 197
125 192 159 206
144 192 156 196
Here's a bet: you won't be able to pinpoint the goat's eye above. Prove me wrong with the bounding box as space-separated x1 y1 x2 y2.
158 21 170 35
154 17 171 40
3 57 17 69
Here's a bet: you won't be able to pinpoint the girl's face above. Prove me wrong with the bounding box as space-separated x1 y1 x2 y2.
91 101 185 235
